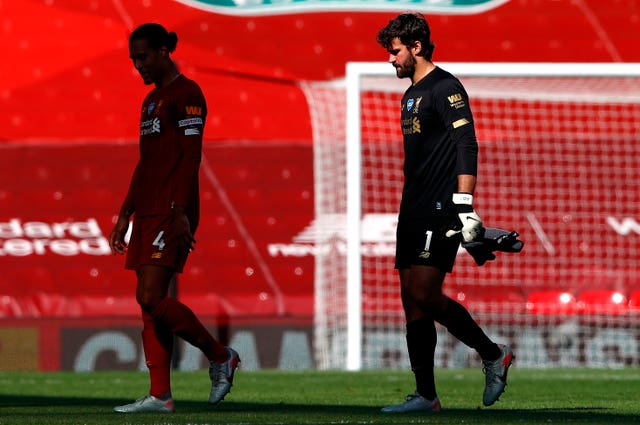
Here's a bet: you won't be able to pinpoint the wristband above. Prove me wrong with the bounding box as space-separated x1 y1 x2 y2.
452 193 474 213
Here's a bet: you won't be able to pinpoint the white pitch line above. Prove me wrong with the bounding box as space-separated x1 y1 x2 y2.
111 0 134 30
526 212 555 255
201 153 285 315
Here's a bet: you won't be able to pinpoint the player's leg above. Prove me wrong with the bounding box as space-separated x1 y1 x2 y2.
400 217 512 407
382 219 445 413
130 215 234 365
480 343 514 406
142 309 174 400
381 267 442 413
137 265 225 360
137 265 239 404
402 267 440 401
407 264 513 406
114 266 175 413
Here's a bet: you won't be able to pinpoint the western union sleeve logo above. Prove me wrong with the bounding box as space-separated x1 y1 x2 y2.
447 93 462 104
185 106 202 115
448 93 466 110
177 0 508 16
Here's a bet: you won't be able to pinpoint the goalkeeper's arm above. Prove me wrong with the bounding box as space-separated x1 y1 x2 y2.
447 174 484 242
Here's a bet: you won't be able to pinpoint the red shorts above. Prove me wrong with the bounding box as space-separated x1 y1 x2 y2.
125 215 192 273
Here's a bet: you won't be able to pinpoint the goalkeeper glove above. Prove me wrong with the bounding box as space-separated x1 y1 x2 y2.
447 193 484 243
462 228 524 266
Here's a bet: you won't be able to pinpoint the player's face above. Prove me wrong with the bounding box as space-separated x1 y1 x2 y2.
129 39 167 86
387 38 417 79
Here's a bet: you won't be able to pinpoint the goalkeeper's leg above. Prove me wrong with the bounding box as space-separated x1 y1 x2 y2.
381 269 441 412
403 265 513 407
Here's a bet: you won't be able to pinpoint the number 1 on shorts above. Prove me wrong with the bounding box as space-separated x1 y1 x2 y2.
424 230 433 251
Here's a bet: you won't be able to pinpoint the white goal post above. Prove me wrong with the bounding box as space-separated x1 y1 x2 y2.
303 62 640 371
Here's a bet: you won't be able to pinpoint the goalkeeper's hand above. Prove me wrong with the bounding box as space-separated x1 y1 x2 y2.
446 193 484 243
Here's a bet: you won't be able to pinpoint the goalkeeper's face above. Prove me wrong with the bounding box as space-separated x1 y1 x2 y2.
388 38 417 79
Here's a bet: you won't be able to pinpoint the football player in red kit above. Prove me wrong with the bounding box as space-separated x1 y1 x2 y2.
109 23 239 413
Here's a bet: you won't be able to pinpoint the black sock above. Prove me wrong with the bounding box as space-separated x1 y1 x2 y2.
433 297 501 361
406 317 437 400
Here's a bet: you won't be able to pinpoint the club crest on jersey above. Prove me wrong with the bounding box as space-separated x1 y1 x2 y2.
413 97 422 113
147 102 156 114
407 98 414 111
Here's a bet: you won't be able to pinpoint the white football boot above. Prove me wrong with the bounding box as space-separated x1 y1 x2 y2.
482 344 514 406
209 347 240 404
113 395 175 413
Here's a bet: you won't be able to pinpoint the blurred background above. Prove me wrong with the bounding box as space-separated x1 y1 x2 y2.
0 0 639 372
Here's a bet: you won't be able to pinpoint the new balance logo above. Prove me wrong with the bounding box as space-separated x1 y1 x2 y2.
267 214 397 258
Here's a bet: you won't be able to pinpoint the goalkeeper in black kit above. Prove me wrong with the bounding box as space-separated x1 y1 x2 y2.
376 12 514 413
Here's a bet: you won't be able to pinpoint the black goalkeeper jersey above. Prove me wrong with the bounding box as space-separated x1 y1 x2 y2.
398 67 478 220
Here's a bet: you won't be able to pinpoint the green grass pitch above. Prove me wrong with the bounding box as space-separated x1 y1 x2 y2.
1 368 639 424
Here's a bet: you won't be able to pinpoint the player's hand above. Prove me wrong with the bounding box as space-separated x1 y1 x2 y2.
109 214 130 255
446 193 484 243
171 207 196 253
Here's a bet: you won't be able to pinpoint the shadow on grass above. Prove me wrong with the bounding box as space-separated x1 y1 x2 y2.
1 395 639 424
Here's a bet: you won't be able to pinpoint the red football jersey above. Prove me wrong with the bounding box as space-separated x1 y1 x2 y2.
121 74 207 225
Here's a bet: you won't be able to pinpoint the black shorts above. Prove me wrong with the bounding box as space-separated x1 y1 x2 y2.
395 215 460 272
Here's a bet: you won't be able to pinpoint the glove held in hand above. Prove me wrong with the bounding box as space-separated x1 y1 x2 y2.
462 227 525 266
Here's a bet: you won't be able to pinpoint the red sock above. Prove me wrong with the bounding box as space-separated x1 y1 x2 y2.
141 310 173 399
151 297 228 363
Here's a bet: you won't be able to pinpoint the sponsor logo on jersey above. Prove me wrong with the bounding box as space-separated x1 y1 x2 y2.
140 117 161 136
412 117 421 134
448 93 462 103
401 117 421 135
176 0 508 16
448 93 466 109
185 128 200 136
179 117 203 127
185 106 202 115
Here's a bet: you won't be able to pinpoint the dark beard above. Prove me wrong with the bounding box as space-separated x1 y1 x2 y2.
395 54 417 79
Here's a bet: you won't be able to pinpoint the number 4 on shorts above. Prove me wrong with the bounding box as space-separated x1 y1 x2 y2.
153 231 166 251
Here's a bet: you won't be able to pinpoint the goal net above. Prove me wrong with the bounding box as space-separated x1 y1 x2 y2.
302 62 640 370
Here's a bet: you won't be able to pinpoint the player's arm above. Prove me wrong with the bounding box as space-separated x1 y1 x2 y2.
169 89 206 252
109 161 140 255
435 80 483 242
451 174 483 242
457 173 476 195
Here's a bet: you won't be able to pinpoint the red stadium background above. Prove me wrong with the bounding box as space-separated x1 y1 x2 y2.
1 0 639 370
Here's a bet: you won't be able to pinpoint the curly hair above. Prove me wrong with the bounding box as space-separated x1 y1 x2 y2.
376 13 435 60
129 23 178 53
